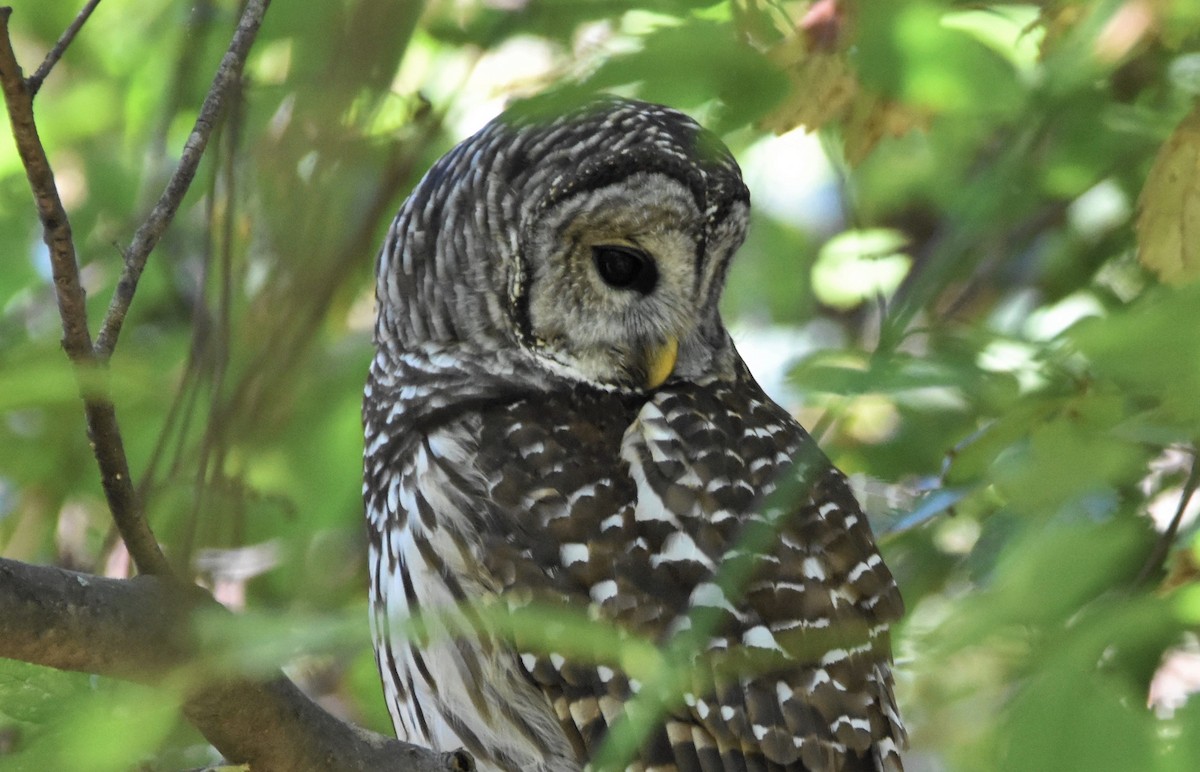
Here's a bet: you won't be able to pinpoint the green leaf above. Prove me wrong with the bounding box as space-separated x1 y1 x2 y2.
858 0 1023 116
991 392 1149 515
811 228 912 309
582 20 788 131
1072 283 1200 431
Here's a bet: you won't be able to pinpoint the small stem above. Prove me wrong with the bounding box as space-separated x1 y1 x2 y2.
26 0 103 96
1137 449 1200 586
93 0 271 358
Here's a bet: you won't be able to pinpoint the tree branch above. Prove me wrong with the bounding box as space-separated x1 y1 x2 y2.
0 6 171 577
26 0 102 96
93 0 271 358
1 8 474 769
0 6 90 362
1137 448 1200 586
0 557 474 772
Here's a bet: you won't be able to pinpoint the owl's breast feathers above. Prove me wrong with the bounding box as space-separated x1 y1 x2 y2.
365 354 905 771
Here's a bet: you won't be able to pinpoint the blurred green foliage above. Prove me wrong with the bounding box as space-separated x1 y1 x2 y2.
2 0 1200 770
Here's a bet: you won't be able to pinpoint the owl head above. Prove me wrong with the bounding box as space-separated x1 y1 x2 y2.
375 96 751 393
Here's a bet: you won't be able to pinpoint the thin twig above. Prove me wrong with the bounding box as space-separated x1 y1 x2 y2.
1137 449 1200 586
26 0 103 96
0 8 172 577
139 0 218 209
93 0 271 358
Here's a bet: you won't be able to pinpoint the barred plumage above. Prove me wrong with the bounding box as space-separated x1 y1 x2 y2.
364 97 905 771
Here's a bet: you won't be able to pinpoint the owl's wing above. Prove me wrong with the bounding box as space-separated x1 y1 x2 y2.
462 376 905 771
622 381 905 772
374 379 902 768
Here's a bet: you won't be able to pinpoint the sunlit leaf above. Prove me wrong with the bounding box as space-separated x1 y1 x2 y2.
1136 102 1200 285
811 228 912 309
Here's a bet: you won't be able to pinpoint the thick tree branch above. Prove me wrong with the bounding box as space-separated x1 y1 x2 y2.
0 7 171 577
0 557 191 679
94 0 270 357
0 557 473 772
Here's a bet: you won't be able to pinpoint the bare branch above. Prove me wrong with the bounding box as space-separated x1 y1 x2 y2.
83 396 174 575
0 6 90 361
0 557 474 772
26 0 103 96
1 6 472 768
93 0 271 358
0 558 190 679
0 7 172 577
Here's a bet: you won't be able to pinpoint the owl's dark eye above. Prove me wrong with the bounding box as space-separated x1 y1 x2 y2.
591 245 658 295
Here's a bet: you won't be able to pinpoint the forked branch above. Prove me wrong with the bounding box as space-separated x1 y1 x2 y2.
94 0 271 357
26 0 102 96
0 5 470 769
0 5 170 576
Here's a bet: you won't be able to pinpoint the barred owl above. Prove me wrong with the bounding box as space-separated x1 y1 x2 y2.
364 97 905 772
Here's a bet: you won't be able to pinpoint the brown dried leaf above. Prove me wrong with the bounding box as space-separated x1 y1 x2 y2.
1159 544 1200 594
1137 102 1200 285
841 93 929 166
1039 3 1088 56
759 1 924 163
760 46 859 134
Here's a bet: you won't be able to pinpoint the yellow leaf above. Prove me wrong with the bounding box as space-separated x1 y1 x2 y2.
1137 101 1200 285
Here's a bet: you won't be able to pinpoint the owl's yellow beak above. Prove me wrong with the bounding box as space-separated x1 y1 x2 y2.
643 336 678 390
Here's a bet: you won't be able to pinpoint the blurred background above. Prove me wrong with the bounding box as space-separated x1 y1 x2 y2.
2 0 1200 769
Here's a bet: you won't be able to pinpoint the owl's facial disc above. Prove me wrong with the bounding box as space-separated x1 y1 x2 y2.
522 172 724 391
